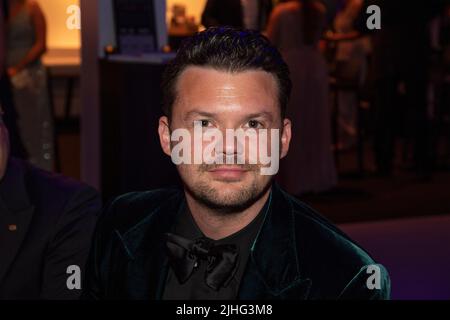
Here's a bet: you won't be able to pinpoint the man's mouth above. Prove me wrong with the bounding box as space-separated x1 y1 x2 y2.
207 166 249 180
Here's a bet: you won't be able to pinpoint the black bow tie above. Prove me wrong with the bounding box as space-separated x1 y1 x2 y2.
165 233 239 291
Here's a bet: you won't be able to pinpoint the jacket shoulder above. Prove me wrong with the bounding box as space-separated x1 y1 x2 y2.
100 188 182 234
28 165 97 200
289 195 375 265
286 194 390 298
8 158 100 213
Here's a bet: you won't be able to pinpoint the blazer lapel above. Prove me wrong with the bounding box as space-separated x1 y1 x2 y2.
238 184 311 300
114 184 311 300
118 191 183 299
0 159 35 284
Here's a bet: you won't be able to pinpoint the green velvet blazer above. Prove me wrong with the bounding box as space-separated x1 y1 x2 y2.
82 183 390 300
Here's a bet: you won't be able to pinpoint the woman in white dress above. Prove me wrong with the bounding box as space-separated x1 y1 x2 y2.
267 0 337 195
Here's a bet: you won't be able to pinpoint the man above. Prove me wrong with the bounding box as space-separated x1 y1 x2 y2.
83 27 390 300
362 0 445 178
202 0 273 31
0 104 101 299
0 0 27 159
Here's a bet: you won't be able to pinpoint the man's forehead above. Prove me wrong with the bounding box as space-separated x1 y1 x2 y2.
175 67 279 109
177 66 278 92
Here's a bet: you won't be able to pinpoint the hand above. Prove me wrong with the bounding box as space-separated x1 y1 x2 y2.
7 67 19 77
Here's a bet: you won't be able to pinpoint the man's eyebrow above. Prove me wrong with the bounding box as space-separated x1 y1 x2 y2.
183 110 216 120
244 112 274 120
183 110 275 121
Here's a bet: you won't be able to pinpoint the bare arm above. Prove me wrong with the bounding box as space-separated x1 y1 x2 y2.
8 1 46 76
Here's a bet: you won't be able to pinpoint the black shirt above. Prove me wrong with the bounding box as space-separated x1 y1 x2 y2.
162 193 271 300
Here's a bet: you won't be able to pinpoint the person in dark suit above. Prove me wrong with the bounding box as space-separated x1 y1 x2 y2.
202 0 273 31
83 27 390 300
0 105 101 299
0 0 27 160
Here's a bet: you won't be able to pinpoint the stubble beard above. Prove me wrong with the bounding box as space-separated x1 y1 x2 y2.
183 166 272 216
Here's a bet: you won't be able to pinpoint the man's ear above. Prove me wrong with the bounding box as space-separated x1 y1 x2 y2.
158 116 171 157
280 118 291 160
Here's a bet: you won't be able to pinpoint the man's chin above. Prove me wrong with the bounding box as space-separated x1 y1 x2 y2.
197 196 257 214
208 177 248 187
184 177 273 215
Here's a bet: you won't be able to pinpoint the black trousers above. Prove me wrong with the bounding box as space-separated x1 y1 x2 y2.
373 68 431 174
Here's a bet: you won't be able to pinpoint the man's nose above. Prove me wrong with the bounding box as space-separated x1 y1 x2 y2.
224 137 237 155
222 129 245 158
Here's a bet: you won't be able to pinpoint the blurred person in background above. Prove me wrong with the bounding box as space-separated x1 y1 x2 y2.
366 0 444 178
1 4 101 297
428 4 450 168
267 0 337 195
332 0 371 150
0 103 101 299
202 0 273 31
6 0 54 171
0 0 27 160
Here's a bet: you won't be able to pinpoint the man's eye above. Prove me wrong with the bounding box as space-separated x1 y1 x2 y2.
245 120 263 129
200 120 211 127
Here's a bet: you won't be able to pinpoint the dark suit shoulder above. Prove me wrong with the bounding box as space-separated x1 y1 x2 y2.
100 188 183 235
13 158 95 198
289 195 375 265
6 158 100 213
1 159 101 299
284 193 388 298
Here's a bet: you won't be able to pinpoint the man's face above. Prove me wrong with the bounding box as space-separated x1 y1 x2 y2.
159 66 291 213
0 110 9 180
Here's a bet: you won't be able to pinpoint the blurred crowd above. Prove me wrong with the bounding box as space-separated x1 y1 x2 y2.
201 0 450 195
1 0 449 196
